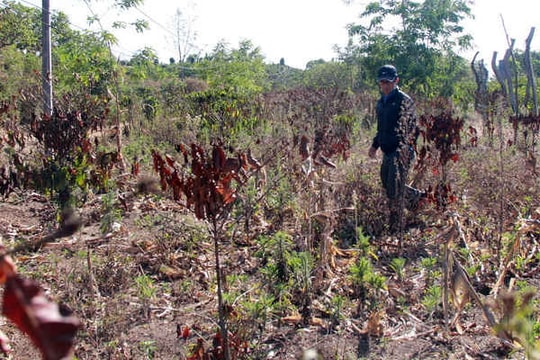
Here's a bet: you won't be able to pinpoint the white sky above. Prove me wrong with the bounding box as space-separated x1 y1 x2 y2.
22 0 540 69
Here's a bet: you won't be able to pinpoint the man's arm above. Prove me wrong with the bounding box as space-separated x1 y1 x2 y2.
399 95 418 147
369 133 380 158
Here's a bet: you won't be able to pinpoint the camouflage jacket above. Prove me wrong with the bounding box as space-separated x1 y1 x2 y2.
371 87 418 155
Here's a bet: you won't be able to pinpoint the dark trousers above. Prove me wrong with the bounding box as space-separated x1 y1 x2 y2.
380 150 421 214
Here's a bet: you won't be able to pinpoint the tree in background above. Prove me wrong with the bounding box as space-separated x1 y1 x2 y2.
196 40 269 95
0 0 72 51
346 0 474 98
54 30 118 98
0 0 42 51
0 1 72 101
303 60 359 92
172 7 198 64
126 47 165 80
265 60 304 91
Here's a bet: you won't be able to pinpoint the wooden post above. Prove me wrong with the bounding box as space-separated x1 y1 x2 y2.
41 0 53 116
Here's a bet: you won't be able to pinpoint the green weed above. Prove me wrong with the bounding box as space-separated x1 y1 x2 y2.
389 257 406 281
422 285 442 315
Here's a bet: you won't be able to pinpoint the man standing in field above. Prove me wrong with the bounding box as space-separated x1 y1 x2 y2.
368 64 424 233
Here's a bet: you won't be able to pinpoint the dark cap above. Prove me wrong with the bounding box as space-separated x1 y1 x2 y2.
377 65 398 82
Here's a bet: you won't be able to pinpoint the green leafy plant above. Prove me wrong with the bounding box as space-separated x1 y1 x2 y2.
135 274 156 300
356 226 372 256
329 295 347 329
100 191 122 234
135 274 156 318
138 340 157 359
287 251 315 324
241 290 275 332
389 257 406 281
420 256 437 270
350 255 387 311
256 231 295 284
422 285 442 315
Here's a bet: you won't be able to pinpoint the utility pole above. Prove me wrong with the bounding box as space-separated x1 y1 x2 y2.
42 0 53 116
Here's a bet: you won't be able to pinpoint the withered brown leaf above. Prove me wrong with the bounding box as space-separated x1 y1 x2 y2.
2 275 81 360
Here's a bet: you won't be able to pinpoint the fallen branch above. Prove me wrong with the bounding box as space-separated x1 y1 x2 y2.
450 251 496 328
391 326 440 341
3 208 82 256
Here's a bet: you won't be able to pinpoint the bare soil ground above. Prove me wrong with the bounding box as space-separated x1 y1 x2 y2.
0 180 534 360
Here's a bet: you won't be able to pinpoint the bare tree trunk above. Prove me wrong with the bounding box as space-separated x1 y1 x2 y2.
491 42 518 115
112 67 126 171
499 15 519 115
523 27 538 150
491 52 506 98
524 27 538 116
212 218 231 360
501 41 517 114
471 52 489 119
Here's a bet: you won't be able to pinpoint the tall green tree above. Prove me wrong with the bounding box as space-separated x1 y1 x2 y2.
303 60 359 91
0 1 73 100
0 0 42 51
265 60 304 91
196 40 269 95
126 47 166 80
54 30 117 97
346 0 473 98
187 40 270 141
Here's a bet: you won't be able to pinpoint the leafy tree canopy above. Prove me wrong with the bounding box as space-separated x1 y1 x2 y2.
0 0 72 53
195 40 269 95
303 60 359 91
347 0 474 98
82 0 144 10
53 29 117 96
